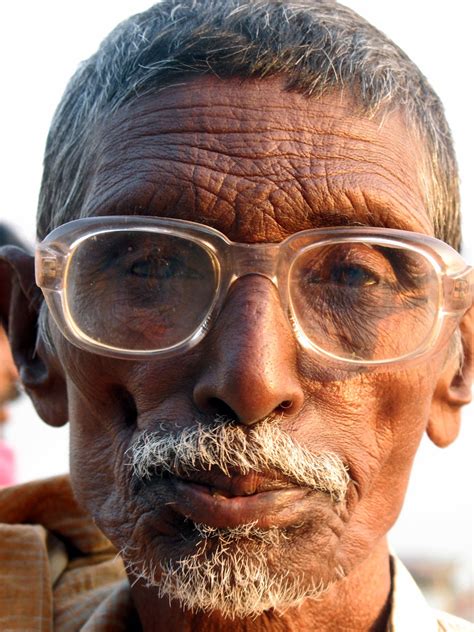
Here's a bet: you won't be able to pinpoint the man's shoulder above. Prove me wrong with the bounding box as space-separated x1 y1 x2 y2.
0 474 77 523
0 474 112 550
0 476 133 631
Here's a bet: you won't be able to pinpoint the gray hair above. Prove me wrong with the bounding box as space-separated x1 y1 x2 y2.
37 0 460 250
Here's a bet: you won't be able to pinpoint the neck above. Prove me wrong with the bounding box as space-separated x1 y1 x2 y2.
129 538 392 632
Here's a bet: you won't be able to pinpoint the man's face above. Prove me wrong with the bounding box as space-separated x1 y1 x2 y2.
0 326 18 424
48 77 447 611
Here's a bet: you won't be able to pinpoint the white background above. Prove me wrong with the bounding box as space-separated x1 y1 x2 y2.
0 0 472 594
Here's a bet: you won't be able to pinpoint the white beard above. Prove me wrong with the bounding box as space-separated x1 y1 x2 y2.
124 522 335 619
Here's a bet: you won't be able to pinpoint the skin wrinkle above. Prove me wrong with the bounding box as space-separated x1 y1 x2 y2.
86 162 426 238
307 371 402 502
116 88 407 138
83 115 428 241
92 119 414 178
91 82 414 146
110 88 382 136
99 129 396 152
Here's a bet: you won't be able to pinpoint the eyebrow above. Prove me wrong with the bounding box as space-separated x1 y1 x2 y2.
88 173 431 238
94 204 423 239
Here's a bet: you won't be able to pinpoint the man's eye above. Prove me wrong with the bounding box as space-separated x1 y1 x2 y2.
128 255 204 282
307 264 379 288
330 265 378 287
130 256 180 279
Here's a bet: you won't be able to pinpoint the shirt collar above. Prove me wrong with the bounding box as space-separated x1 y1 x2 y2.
389 555 439 632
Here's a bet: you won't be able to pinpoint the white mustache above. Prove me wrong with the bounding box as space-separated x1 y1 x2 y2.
130 419 350 503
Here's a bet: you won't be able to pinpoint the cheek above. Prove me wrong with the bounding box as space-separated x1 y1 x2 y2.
61 347 196 549
67 384 150 557
372 367 438 466
297 367 435 480
66 371 136 524
326 367 439 569
345 368 436 479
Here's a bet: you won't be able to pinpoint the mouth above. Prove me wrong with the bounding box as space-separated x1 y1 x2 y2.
147 469 322 529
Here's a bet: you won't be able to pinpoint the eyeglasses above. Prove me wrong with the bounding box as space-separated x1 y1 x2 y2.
35 216 473 368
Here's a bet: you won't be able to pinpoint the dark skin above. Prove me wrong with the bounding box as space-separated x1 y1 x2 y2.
0 77 472 631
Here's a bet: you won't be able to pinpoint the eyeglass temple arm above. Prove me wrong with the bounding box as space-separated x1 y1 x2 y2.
443 267 474 314
35 246 66 291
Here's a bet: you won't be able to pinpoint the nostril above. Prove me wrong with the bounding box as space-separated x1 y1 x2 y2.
279 400 293 410
205 397 238 421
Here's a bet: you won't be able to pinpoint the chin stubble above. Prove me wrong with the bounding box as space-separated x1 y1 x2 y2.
122 521 342 619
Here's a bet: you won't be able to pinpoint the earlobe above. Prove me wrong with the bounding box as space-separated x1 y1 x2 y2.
427 307 473 448
0 245 69 427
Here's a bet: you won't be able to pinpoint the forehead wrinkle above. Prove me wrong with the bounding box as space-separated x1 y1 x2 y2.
97 97 406 156
91 123 421 200
95 76 413 154
83 80 431 239
83 171 428 243
92 81 421 188
84 162 430 240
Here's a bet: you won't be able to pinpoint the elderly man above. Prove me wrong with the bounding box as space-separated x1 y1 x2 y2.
0 0 472 630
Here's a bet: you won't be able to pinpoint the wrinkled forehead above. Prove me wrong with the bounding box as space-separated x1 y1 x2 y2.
81 76 431 242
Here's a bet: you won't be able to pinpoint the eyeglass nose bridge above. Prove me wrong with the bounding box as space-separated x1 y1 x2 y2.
229 242 281 283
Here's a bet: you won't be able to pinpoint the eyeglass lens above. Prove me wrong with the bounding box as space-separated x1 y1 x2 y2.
291 242 439 361
65 230 440 360
66 231 218 350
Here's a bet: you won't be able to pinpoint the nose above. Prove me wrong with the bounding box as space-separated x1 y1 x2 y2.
193 275 304 425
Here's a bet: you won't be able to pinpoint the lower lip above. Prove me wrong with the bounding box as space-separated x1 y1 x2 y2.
170 478 316 529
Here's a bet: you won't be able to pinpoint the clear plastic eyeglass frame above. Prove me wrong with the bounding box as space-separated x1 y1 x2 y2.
35 216 473 368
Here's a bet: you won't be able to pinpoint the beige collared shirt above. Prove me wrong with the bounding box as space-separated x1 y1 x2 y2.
388 556 473 631
0 476 472 631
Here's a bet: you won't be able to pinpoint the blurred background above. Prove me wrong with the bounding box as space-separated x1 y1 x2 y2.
0 0 472 619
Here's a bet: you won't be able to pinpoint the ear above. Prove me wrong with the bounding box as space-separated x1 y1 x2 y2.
427 307 473 447
0 245 68 427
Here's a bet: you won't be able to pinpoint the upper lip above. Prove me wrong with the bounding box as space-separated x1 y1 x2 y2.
170 467 300 497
